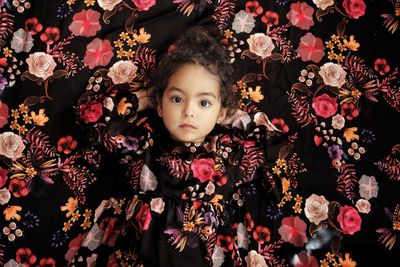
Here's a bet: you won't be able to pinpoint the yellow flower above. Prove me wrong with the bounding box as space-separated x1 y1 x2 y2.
331 34 340 43
133 28 151 44
224 29 233 39
81 219 91 230
25 167 37 178
339 253 357 267
343 127 359 143
10 120 19 130
84 209 92 219
60 197 78 217
71 210 81 222
343 35 360 51
327 51 336 60
293 205 302 213
63 220 72 232
281 177 290 193
31 109 49 126
272 166 281 175
84 0 95 6
276 159 287 168
124 49 135 59
117 48 125 59
119 32 130 40
3 47 13 57
66 0 76 5
114 39 124 48
248 86 264 103
11 109 20 119
4 206 22 221
19 104 29 113
325 40 335 50
18 125 28 135
336 53 345 62
338 43 347 52
127 38 137 47
23 114 32 124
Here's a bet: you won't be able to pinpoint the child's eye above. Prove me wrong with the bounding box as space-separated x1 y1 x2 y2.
200 100 211 107
171 96 183 103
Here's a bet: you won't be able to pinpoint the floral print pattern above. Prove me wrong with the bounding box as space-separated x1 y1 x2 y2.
0 0 398 266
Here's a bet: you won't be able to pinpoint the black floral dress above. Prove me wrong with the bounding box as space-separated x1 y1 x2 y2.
72 87 287 267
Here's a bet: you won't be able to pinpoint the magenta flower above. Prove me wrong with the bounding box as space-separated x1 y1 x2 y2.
83 38 113 69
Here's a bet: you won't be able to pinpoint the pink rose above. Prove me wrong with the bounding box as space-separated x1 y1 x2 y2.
79 101 103 124
342 0 366 19
191 158 215 183
304 194 329 225
297 33 325 63
135 203 152 231
312 93 338 118
337 205 362 235
247 33 275 59
97 0 122 11
0 167 8 188
245 250 268 267
318 62 347 88
107 60 138 84
287 1 314 30
0 132 26 161
0 100 9 128
26 52 56 80
132 0 156 11
150 197 165 214
83 38 113 69
355 199 371 214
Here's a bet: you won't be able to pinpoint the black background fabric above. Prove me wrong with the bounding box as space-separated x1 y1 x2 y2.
0 0 399 266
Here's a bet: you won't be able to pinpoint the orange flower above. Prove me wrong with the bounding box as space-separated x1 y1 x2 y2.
248 86 264 103
339 253 357 267
343 127 359 143
60 197 78 217
117 97 133 115
133 28 151 44
4 205 22 221
31 109 49 126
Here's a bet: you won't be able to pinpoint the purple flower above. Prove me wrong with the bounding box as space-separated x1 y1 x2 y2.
122 136 139 150
328 144 343 160
204 211 218 227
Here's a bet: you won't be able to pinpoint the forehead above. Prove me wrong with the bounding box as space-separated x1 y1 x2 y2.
165 63 221 96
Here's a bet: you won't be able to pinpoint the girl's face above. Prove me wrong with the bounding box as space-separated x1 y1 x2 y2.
157 63 227 143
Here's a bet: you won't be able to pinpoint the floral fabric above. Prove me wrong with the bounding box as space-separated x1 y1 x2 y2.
0 0 399 266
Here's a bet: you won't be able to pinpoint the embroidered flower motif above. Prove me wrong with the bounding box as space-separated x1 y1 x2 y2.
247 33 275 59
355 199 371 214
312 93 338 118
342 0 366 19
16 248 37 266
297 33 325 63
11 28 34 53
8 179 29 198
252 225 271 244
24 17 43 35
337 205 362 235
79 101 103 124
97 0 122 11
287 1 314 30
57 135 78 154
68 9 101 37
135 203 152 231
40 27 61 45
304 194 329 224
26 52 57 80
132 0 156 11
318 62 347 88
245 1 263 17
150 197 165 214
312 0 334 10
0 100 9 128
232 10 256 34
0 188 11 205
278 216 308 247
293 250 319 267
107 60 138 84
0 131 26 160
331 114 345 130
245 250 268 267
83 38 113 69
358 174 378 200
191 158 215 183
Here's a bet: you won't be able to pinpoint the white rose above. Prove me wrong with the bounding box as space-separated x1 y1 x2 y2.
150 197 165 214
97 0 122 11
331 114 345 130
304 194 329 225
247 33 275 59
0 132 25 161
0 188 11 205
245 250 268 267
318 62 347 88
26 52 57 80
103 97 114 111
11 28 34 53
312 0 334 10
355 199 371 214
107 60 138 84
205 182 215 195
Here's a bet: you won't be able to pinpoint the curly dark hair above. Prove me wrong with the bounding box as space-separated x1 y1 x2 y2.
151 26 237 110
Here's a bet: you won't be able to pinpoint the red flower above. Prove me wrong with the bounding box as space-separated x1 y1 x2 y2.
278 216 308 247
132 0 156 11
99 217 123 246
0 100 9 128
216 234 235 252
271 118 289 133
337 205 362 235
340 103 359 120
0 166 8 188
69 9 101 37
261 10 279 27
214 170 227 186
79 101 103 124
245 1 263 16
252 225 271 244
135 203 152 231
374 58 390 75
342 0 366 19
57 135 77 154
24 17 43 35
40 27 60 45
9 179 29 198
312 93 338 118
293 250 319 267
16 248 37 266
297 32 325 63
83 38 114 69
287 1 314 30
38 258 56 267
191 158 215 183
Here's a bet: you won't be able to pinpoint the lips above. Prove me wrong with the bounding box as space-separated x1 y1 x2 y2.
179 123 196 129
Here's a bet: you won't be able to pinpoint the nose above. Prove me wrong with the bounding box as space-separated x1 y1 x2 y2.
183 102 194 118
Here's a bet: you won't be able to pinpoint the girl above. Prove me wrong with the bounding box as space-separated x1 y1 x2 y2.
74 27 285 266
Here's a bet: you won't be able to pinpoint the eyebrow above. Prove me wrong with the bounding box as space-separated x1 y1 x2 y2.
167 87 218 99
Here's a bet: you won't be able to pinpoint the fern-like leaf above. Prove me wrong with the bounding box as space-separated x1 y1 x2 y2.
337 164 358 201
288 92 315 127
0 11 14 48
212 0 235 30
375 154 400 181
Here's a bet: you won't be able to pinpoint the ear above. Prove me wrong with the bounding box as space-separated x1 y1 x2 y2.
217 107 227 124
157 97 163 117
